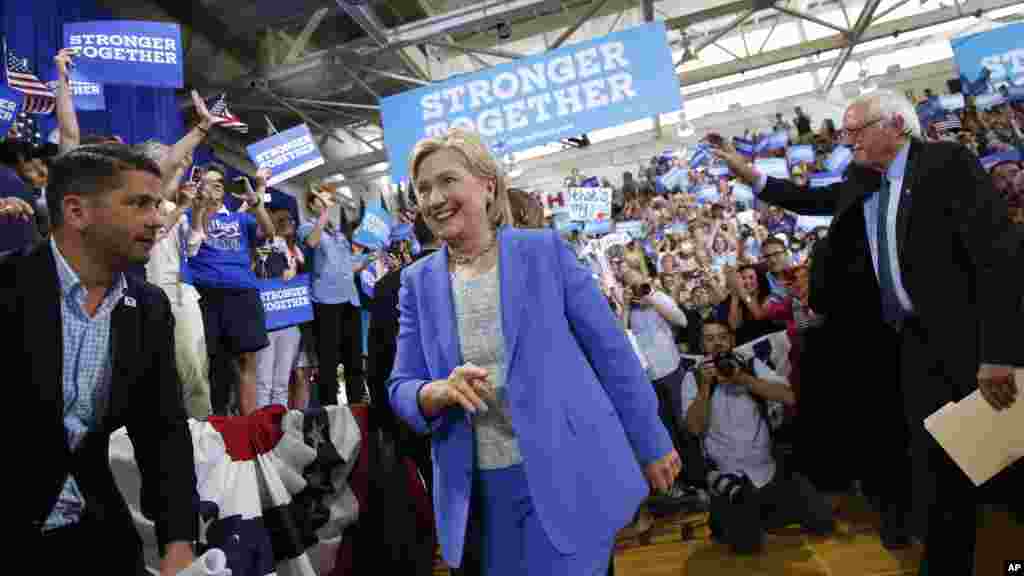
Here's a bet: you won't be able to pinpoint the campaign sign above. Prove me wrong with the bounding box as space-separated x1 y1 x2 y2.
543 189 569 215
938 93 966 111
380 21 683 183
46 70 105 111
584 219 613 235
64 21 183 88
731 182 754 205
353 204 393 250
951 22 1024 95
825 145 853 174
260 274 314 331
567 187 612 223
247 124 326 186
0 86 19 136
695 184 719 204
787 145 814 167
756 131 789 153
796 215 833 231
974 92 1007 110
755 158 791 181
980 150 1021 172
616 220 647 240
809 171 845 188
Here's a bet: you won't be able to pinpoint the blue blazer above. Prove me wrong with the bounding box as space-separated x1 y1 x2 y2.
388 227 673 567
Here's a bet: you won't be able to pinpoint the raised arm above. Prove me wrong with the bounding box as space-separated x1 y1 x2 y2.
54 49 80 153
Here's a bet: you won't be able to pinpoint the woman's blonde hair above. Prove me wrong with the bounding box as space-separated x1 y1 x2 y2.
409 127 512 229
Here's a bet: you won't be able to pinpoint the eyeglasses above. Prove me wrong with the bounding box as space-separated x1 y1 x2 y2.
762 250 787 259
839 117 884 142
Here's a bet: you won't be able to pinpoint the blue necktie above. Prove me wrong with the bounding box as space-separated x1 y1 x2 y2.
877 175 904 330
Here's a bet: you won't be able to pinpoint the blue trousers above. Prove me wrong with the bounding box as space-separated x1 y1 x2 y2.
455 463 614 576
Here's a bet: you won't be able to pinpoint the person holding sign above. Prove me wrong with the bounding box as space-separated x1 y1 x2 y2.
389 128 679 575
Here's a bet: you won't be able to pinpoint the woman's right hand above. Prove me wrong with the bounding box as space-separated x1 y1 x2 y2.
418 363 492 418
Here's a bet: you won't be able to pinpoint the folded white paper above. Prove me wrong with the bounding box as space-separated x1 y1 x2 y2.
924 369 1024 486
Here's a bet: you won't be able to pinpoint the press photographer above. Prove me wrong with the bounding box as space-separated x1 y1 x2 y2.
683 320 833 554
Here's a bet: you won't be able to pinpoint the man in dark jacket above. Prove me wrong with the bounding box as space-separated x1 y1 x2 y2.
10 144 197 573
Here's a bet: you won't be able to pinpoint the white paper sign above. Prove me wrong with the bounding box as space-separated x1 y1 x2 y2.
567 187 612 222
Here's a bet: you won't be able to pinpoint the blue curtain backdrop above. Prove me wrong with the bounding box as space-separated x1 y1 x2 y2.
1 0 184 145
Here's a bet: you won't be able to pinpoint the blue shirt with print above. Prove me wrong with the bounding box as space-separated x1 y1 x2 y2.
189 207 260 290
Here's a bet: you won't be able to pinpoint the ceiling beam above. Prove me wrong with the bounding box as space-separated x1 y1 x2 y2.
356 65 432 87
773 4 851 35
679 0 1022 87
285 7 331 63
822 0 883 91
384 0 562 48
549 0 615 51
683 33 952 101
335 1 431 81
423 40 524 60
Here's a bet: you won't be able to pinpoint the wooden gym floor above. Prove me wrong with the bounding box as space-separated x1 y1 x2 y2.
434 494 1023 575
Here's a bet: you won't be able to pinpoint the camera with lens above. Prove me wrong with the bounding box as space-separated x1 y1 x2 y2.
712 351 745 377
708 471 755 504
635 283 653 298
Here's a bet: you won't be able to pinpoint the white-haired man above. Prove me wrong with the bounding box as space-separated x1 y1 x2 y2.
712 90 1020 573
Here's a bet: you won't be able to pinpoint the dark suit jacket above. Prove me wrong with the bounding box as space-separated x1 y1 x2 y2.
6 242 197 558
757 140 1020 427
367 249 438 442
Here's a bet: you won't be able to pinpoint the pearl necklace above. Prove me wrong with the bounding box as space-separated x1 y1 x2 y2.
449 235 497 266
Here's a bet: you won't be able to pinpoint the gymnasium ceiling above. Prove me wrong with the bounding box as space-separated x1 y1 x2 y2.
93 0 1023 187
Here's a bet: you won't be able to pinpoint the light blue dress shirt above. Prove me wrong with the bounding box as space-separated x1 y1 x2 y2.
297 220 360 306
43 238 127 531
754 142 915 313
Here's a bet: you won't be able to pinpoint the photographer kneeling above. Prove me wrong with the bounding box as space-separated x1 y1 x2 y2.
684 320 834 553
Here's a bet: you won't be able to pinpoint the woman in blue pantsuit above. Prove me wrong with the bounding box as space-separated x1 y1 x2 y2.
388 128 681 575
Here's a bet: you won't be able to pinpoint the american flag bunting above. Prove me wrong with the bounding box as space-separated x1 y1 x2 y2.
4 39 56 115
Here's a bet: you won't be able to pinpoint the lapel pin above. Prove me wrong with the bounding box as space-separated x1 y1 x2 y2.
124 296 137 308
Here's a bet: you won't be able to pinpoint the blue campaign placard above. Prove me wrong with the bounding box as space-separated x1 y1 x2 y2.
380 21 683 183
616 220 647 240
755 158 791 181
756 131 789 153
796 215 833 231
786 145 814 167
353 203 394 250
980 150 1021 171
0 85 19 135
259 274 314 331
47 70 105 111
825 145 852 173
809 171 845 188
63 21 183 88
952 23 1024 95
246 124 326 186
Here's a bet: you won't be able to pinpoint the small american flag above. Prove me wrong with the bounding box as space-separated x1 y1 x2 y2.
4 40 55 115
207 93 247 134
932 114 962 133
